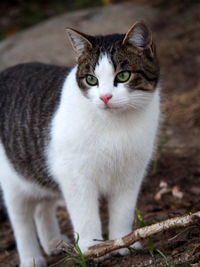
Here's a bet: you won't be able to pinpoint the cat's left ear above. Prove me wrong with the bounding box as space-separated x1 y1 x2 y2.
123 22 153 56
66 28 93 60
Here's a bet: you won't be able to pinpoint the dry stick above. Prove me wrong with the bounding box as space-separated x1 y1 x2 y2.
56 211 200 260
83 211 200 259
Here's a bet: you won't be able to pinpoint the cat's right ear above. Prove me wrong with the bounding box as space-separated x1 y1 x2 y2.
122 22 153 56
66 28 93 60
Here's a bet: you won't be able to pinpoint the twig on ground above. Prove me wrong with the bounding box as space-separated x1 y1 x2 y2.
53 211 200 260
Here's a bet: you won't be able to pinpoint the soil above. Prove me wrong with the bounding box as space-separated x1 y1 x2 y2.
0 1 200 266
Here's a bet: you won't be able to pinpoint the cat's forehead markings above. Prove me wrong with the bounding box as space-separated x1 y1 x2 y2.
94 53 114 79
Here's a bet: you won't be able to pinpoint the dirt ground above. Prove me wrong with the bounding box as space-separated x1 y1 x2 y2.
0 1 200 267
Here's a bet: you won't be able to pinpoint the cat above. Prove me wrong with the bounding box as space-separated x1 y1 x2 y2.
0 21 160 267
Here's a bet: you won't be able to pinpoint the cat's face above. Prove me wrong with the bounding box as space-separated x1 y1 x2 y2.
67 22 159 111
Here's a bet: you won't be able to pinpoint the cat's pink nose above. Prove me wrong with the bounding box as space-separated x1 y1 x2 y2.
99 94 112 104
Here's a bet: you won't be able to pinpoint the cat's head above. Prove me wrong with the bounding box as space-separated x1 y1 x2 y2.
66 22 159 112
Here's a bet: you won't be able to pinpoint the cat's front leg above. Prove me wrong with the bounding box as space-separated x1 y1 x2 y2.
60 178 103 253
108 180 142 255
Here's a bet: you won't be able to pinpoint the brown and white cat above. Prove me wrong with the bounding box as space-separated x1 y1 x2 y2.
0 22 160 267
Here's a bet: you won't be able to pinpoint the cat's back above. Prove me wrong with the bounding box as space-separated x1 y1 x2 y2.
0 62 70 138
0 62 69 98
0 62 70 189
0 61 70 122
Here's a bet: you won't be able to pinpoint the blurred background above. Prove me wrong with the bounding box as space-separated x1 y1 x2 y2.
0 0 198 39
0 0 104 40
0 0 200 266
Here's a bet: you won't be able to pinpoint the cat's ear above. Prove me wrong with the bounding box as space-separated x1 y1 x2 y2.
123 22 153 54
66 28 93 59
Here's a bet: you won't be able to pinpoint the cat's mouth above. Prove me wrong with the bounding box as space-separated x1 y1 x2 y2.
100 103 123 111
94 99 128 111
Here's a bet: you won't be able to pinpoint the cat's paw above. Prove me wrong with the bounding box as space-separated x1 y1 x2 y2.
78 238 103 253
111 247 129 256
111 241 142 256
131 241 142 250
44 234 70 256
78 242 95 254
20 256 46 267
79 239 110 262
93 254 110 262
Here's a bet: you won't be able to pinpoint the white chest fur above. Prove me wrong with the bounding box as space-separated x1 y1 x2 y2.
47 67 160 195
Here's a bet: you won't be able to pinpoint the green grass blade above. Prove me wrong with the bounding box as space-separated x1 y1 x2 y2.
75 232 80 245
62 257 83 267
135 208 155 255
135 208 146 227
156 249 170 267
74 233 88 267
149 237 154 255
62 233 88 267
136 209 170 267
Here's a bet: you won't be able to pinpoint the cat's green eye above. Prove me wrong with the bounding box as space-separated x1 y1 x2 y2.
116 71 131 83
86 75 98 86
